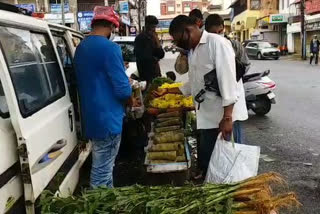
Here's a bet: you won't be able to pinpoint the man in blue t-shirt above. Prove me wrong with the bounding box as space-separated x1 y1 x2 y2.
74 6 132 188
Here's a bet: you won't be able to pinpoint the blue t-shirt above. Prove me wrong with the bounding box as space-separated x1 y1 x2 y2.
74 35 132 140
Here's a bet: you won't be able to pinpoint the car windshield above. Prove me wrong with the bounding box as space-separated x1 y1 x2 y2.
258 42 272 48
116 42 136 62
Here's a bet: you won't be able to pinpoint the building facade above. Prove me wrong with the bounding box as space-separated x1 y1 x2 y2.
287 0 320 54
157 0 209 43
230 0 280 43
8 0 78 28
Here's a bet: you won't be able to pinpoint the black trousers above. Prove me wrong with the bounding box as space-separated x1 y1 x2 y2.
199 129 220 175
310 52 319 64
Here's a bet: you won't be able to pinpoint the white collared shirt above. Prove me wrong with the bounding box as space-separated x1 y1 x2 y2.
180 31 248 129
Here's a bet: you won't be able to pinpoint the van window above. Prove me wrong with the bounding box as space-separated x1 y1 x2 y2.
0 27 66 117
53 36 73 72
0 81 9 117
53 35 80 123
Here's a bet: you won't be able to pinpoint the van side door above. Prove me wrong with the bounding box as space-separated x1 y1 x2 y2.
0 26 77 213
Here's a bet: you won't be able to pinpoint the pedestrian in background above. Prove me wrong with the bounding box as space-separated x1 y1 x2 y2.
134 15 165 86
310 35 320 65
167 15 248 178
205 14 250 144
189 9 204 29
74 6 132 188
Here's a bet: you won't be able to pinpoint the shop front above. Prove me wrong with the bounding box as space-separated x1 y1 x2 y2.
306 18 320 55
269 14 289 46
287 22 300 54
231 10 260 42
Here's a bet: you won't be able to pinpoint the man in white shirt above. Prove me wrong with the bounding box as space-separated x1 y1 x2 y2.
163 15 248 176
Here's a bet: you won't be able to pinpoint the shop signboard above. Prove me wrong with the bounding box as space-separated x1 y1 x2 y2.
129 26 137 36
15 3 36 12
121 14 131 26
269 14 288 23
119 1 129 14
50 4 69 13
77 11 94 33
306 0 320 15
158 20 172 29
306 21 320 31
45 13 75 24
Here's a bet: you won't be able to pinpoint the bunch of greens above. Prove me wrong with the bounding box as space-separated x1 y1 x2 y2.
40 172 300 214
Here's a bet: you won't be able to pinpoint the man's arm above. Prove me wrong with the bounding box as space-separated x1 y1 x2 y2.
152 32 165 60
214 38 239 139
105 45 132 101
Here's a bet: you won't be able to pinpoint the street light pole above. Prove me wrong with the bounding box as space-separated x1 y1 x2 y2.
61 0 65 25
301 0 306 60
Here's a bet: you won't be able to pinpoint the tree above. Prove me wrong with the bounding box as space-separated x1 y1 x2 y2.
136 0 146 32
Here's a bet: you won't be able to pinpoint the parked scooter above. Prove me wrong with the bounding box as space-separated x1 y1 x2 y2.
243 70 276 116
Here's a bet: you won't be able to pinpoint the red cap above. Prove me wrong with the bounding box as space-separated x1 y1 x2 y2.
92 6 120 28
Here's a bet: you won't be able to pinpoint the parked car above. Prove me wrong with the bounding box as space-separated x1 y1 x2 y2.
113 36 138 78
245 41 280 60
242 40 255 47
0 3 91 213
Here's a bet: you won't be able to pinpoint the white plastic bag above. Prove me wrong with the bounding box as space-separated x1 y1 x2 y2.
205 134 260 184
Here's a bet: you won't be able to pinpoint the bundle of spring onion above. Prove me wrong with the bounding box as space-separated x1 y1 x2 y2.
40 172 300 214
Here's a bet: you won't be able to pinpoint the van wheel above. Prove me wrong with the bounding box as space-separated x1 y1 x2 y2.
257 52 263 60
274 57 279 60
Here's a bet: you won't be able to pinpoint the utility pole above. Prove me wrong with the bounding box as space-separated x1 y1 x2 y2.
301 0 306 60
61 0 65 25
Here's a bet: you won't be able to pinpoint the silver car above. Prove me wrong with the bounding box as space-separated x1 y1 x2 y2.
245 41 280 60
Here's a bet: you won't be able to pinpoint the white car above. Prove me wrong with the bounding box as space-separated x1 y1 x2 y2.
113 36 139 78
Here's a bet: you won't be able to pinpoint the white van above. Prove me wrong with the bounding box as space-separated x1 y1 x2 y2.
0 5 91 214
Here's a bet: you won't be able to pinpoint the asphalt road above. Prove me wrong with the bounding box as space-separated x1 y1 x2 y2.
160 53 320 213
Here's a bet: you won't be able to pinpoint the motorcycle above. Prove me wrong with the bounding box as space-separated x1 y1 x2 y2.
243 70 276 116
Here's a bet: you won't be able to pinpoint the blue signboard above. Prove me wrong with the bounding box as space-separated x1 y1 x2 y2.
119 1 129 14
50 4 70 13
158 20 171 29
15 3 36 12
77 11 94 33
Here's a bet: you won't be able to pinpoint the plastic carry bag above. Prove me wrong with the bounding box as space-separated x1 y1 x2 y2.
205 133 260 184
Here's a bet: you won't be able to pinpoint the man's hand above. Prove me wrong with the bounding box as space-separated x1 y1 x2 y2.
153 32 161 48
219 117 233 140
152 88 167 97
124 61 129 69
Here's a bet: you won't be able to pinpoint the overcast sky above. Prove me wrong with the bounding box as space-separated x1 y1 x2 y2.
147 0 160 17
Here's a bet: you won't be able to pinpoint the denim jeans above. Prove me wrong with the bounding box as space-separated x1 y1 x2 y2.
233 121 244 144
90 134 121 188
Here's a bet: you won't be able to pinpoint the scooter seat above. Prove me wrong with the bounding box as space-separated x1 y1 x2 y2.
243 70 270 83
244 72 261 78
243 73 261 82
